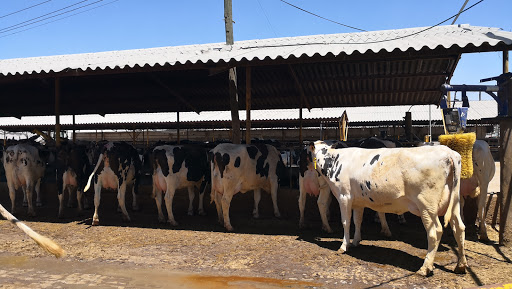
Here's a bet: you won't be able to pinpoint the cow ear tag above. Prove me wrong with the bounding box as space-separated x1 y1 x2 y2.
314 157 317 169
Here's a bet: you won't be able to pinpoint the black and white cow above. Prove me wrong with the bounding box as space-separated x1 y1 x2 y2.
2 143 46 216
210 143 284 231
150 144 209 225
298 138 399 234
84 141 142 225
302 141 467 276
55 142 91 218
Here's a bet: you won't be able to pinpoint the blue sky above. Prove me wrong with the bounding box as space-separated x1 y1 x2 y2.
1 0 510 101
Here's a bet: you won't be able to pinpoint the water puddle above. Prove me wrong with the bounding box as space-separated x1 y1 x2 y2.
0 254 318 288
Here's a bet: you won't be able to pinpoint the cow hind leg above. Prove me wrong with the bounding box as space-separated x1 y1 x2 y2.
76 189 84 214
35 179 42 207
253 189 261 219
92 182 102 226
58 189 65 218
318 189 333 233
221 193 234 231
22 187 28 207
164 187 178 226
7 182 16 214
378 212 392 237
352 208 364 246
477 185 490 242
298 177 307 229
187 186 195 216
336 194 352 253
131 186 139 211
117 184 131 222
417 210 443 277
25 184 36 217
270 182 281 218
213 191 223 225
154 190 166 223
450 200 468 274
198 189 206 216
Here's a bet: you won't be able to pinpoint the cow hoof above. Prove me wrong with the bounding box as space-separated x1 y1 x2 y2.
132 205 140 212
36 202 43 207
158 217 166 223
252 213 260 219
416 266 434 277
381 228 392 238
58 213 64 219
187 210 194 216
322 225 333 234
28 211 36 217
122 216 131 222
167 220 178 226
198 210 206 216
92 220 100 226
22 202 28 207
225 225 234 232
454 264 467 274
479 233 490 243
274 212 281 218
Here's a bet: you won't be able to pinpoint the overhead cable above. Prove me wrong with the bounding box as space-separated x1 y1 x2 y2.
0 0 120 39
278 0 366 32
244 0 484 49
0 0 94 33
0 0 53 19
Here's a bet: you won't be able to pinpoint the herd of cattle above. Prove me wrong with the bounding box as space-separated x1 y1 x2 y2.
1 136 496 276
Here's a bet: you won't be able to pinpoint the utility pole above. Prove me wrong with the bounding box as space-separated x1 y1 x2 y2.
225 0 241 144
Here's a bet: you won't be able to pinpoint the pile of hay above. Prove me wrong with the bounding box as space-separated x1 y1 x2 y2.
438 132 476 179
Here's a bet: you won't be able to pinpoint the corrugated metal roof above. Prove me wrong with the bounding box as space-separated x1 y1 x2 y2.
1 25 510 76
0 101 496 130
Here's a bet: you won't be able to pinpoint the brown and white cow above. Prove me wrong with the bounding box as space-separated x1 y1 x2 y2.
210 143 284 231
2 143 46 216
150 144 209 225
84 141 142 225
303 141 467 276
56 142 91 218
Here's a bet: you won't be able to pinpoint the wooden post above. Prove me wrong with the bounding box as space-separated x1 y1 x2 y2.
299 100 303 144
504 50 509 74
245 66 252 144
55 77 61 147
499 70 512 246
225 0 241 144
177 111 180 145
405 112 412 142
72 115 76 143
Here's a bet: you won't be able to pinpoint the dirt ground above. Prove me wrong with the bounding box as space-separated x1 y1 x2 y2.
0 162 511 288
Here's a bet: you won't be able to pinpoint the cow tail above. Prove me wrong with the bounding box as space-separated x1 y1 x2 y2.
0 203 65 258
444 153 462 228
84 153 103 192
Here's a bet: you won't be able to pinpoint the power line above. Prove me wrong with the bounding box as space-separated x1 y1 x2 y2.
0 0 53 19
243 0 484 49
0 0 94 33
278 0 366 32
0 0 120 39
257 0 278 37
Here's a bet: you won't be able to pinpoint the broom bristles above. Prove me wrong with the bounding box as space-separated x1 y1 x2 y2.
0 204 65 258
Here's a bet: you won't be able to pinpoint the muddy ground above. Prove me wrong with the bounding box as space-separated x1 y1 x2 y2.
0 164 511 288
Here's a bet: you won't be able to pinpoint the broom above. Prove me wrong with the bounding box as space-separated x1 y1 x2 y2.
0 203 65 258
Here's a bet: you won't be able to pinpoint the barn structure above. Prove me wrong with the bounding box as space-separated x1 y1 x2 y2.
1 24 512 242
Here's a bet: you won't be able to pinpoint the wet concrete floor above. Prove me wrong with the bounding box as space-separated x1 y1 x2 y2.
0 254 318 289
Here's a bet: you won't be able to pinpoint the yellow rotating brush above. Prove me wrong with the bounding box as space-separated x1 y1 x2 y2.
438 132 476 179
